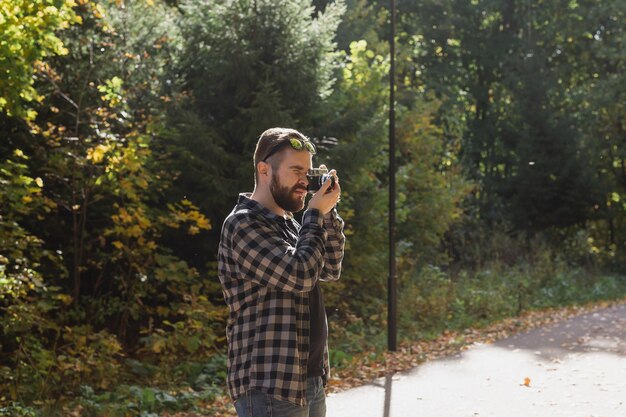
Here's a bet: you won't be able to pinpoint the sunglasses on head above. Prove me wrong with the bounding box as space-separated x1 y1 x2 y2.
262 137 316 162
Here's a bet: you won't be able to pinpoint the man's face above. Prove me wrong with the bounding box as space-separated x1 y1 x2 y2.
269 148 312 213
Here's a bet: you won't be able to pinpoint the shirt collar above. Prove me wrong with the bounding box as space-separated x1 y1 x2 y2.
237 193 294 222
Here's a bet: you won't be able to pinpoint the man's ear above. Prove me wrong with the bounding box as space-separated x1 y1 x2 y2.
257 161 271 180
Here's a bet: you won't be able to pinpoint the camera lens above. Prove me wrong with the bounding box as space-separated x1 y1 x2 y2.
306 173 335 193
306 168 335 193
306 174 322 192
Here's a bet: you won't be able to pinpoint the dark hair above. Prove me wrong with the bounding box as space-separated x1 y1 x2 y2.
253 127 309 184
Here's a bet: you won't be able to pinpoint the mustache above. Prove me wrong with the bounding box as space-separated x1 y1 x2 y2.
292 185 307 192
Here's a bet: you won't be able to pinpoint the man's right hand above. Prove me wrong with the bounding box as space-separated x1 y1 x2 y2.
308 169 341 215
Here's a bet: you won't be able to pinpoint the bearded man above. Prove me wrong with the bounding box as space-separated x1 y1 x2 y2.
217 127 345 417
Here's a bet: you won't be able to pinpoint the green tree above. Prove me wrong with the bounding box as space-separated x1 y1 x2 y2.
162 0 346 270
322 36 470 349
0 0 81 120
566 0 626 265
1 0 220 405
398 0 612 234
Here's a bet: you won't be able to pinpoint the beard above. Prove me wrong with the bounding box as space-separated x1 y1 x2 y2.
270 171 307 213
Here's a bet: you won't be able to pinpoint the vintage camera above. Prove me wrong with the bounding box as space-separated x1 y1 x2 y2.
307 168 335 193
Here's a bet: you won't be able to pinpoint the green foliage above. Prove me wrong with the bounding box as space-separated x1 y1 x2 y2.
179 0 346 135
323 35 470 346
0 0 81 120
1 0 222 409
399 229 626 340
570 1 626 268
322 39 390 319
0 402 37 417
70 382 218 417
1 0 626 414
64 355 227 416
160 0 347 258
0 149 64 403
399 0 619 232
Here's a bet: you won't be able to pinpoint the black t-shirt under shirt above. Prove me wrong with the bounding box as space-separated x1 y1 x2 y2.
307 282 327 377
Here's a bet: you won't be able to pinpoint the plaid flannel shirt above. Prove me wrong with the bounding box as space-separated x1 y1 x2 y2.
218 193 345 406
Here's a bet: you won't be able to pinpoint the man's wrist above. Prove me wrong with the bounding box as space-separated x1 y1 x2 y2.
324 208 343 231
303 208 324 227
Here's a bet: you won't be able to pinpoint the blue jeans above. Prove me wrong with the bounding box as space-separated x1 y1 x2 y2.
234 377 326 417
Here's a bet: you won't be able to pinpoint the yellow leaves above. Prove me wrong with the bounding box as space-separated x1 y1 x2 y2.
97 76 125 107
105 142 144 174
92 3 107 19
108 205 163 256
164 200 212 234
349 39 368 54
124 157 142 173
25 109 38 121
57 294 73 306
342 39 388 100
99 140 154 202
0 0 80 120
135 176 149 190
189 211 211 230
87 144 111 164
54 326 123 386
523 377 531 387
342 65 352 83
117 207 133 224
137 214 151 229
112 207 152 231
13 149 27 159
151 338 166 353
125 225 143 238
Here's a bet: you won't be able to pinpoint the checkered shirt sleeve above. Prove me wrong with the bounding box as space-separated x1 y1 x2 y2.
321 210 345 282
217 195 345 406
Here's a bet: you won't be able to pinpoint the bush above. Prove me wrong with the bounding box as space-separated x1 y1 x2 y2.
0 403 37 417
395 248 626 344
398 266 455 337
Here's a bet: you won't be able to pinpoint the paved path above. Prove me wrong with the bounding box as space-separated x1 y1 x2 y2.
326 302 626 417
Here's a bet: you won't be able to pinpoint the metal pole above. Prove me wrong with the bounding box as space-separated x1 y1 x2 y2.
388 0 397 352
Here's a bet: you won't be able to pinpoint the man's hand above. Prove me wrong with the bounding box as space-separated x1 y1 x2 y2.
308 166 341 215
